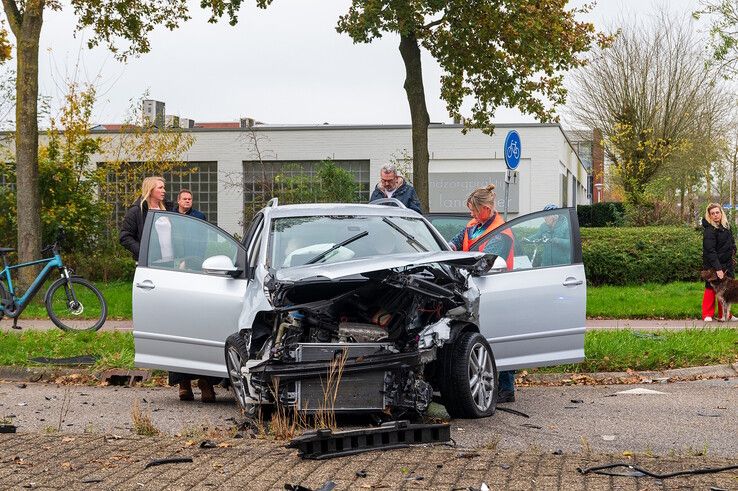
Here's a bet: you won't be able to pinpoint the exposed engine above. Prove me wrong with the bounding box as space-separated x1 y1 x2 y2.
244 263 477 417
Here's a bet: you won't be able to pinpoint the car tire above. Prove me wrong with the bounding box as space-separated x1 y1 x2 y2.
441 331 498 419
225 332 252 413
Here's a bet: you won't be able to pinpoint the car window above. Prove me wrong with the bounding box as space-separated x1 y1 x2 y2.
493 210 573 270
269 215 444 269
146 212 240 273
427 215 470 241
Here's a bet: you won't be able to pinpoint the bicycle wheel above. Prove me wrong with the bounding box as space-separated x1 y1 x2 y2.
45 277 107 332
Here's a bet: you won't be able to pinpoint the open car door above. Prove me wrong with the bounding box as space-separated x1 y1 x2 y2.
133 211 248 377
470 207 585 370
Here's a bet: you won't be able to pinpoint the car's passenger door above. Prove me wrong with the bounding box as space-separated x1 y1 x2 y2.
470 207 585 370
133 211 248 377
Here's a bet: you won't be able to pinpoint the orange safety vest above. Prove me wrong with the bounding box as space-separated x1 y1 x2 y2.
461 213 515 270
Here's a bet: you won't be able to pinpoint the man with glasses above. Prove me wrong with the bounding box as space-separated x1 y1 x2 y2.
369 163 422 213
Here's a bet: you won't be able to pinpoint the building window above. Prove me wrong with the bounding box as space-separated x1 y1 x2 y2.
561 173 568 208
100 161 218 226
242 159 370 220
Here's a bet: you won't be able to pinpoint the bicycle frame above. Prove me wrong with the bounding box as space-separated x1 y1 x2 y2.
0 252 64 317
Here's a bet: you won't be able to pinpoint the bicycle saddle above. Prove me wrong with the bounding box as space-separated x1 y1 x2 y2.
0 247 15 254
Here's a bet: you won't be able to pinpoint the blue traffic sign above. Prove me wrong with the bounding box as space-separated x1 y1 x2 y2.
504 130 521 170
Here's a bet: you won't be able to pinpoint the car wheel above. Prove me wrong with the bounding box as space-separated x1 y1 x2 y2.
441 331 498 418
225 332 252 413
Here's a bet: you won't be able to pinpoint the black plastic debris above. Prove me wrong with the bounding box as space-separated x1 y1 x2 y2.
0 424 17 434
144 457 193 469
496 407 530 418
199 440 217 449
287 420 450 460
284 482 336 491
577 462 738 479
355 470 367 478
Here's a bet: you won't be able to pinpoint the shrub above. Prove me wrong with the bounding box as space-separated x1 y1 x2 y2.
577 202 625 227
582 226 702 285
65 245 136 283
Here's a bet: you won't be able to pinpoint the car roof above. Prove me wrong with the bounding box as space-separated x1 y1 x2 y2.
266 203 424 219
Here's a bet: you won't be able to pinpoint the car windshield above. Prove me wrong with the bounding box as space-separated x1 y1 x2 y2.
269 215 444 269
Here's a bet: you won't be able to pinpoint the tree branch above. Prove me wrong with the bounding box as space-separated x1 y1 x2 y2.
421 15 445 31
2 0 22 35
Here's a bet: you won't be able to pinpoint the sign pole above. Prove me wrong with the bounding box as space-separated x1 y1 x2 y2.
504 171 511 221
503 130 521 221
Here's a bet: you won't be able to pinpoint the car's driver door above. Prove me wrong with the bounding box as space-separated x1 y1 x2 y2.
133 211 248 377
470 207 586 370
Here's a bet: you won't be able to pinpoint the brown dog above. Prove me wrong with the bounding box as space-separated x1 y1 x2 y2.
700 269 738 321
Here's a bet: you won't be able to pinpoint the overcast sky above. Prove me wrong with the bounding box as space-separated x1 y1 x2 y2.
25 0 703 126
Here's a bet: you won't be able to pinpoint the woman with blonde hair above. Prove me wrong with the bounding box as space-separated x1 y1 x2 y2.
448 183 516 403
702 203 736 321
119 176 168 261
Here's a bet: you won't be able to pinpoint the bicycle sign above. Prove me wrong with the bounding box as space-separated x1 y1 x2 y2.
504 130 521 170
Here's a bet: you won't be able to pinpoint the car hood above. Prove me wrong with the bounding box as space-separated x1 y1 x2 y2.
274 251 486 283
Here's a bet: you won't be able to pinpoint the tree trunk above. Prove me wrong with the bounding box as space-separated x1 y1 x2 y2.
5 1 44 286
399 33 430 213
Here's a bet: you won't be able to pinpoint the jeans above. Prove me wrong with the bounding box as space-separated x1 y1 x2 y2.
498 370 516 393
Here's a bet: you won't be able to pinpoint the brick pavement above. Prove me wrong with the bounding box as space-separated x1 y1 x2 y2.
0 434 736 490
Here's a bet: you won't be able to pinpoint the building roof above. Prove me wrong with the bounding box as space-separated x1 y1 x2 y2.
193 122 241 129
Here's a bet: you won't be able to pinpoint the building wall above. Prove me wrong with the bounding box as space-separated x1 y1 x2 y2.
83 123 588 236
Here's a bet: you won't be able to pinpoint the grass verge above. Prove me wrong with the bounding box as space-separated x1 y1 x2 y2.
1 328 736 374
16 281 132 320
587 281 703 319
0 330 134 370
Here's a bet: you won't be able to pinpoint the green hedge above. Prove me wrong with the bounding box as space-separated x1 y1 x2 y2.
582 226 702 285
577 202 626 227
65 249 136 283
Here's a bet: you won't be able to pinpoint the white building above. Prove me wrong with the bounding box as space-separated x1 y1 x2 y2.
90 122 588 236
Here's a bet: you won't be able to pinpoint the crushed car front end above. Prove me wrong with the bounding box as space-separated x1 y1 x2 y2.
227 251 497 418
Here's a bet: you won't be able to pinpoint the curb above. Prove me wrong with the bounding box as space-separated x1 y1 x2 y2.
518 363 738 386
1 363 736 386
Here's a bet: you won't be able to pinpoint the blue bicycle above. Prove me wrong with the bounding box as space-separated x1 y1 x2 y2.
0 234 107 331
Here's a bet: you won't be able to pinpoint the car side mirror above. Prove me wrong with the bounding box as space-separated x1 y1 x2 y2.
202 255 242 277
466 254 507 276
488 256 508 274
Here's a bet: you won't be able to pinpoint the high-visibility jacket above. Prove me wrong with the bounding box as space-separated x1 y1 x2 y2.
461 213 514 270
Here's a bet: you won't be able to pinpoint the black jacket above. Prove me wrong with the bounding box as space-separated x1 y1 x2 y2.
702 217 736 273
119 198 172 261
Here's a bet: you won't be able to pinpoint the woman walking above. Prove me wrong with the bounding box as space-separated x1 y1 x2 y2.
702 203 736 321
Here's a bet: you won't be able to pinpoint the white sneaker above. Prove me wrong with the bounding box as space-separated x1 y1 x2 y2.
704 317 713 322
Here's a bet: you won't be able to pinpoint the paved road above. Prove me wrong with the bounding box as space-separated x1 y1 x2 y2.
2 433 737 491
2 318 733 332
1 377 736 457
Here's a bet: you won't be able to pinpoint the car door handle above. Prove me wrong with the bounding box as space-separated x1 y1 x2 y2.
135 281 155 290
563 278 583 287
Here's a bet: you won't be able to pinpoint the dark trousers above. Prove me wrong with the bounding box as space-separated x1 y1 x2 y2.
498 370 515 393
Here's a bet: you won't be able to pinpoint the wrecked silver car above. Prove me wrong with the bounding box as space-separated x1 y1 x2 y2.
133 201 585 419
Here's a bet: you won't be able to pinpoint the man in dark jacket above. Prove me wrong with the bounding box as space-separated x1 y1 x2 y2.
171 188 207 220
369 163 422 213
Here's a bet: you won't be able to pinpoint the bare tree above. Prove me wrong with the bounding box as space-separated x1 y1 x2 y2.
566 11 733 216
